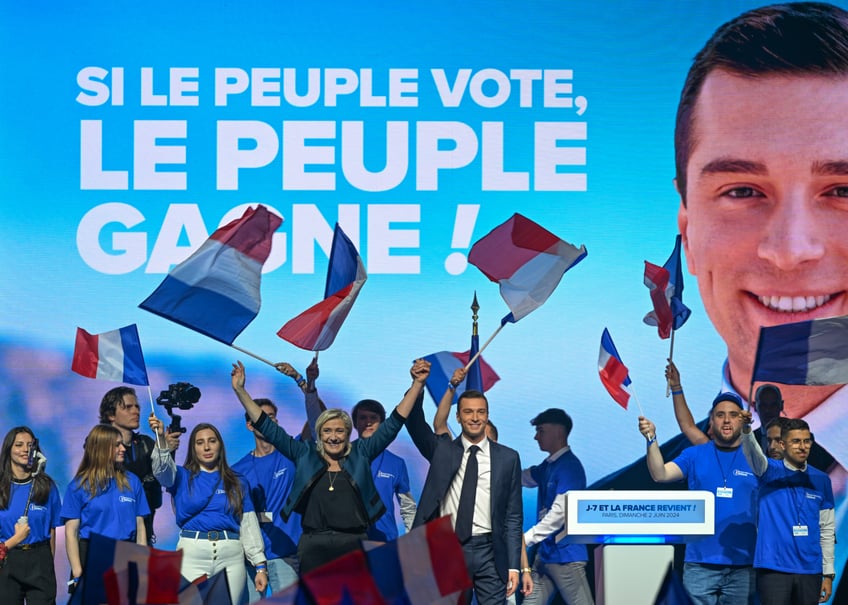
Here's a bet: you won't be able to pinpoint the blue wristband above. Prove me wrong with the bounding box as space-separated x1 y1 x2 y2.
671 389 683 396
296 377 306 387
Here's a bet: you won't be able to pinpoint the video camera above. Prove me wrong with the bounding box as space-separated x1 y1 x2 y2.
156 382 201 434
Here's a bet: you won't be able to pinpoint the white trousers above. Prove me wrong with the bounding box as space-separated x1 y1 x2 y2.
177 535 246 605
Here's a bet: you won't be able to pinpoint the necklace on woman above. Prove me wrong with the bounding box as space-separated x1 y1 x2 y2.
328 470 339 491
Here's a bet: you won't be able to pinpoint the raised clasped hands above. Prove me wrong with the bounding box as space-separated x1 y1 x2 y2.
410 358 431 383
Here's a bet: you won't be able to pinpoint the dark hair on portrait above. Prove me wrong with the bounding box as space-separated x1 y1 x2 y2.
245 397 278 423
184 423 243 517
0 427 56 509
351 399 386 424
99 386 138 424
675 2 848 201
486 419 499 441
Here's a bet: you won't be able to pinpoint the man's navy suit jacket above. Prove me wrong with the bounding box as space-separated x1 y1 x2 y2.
406 395 522 582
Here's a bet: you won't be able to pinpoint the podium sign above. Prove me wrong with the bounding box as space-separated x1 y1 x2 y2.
564 490 714 543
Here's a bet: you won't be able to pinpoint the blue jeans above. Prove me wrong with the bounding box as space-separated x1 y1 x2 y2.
244 556 298 603
682 562 755 605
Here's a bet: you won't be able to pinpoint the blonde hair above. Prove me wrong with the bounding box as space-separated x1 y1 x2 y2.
315 408 353 458
74 424 130 497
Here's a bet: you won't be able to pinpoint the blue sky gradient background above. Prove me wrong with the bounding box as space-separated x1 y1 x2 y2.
2 1 835 598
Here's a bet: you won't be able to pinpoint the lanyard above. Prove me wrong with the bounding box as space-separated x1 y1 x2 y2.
712 443 741 488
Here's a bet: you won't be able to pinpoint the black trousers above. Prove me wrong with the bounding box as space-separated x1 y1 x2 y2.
0 541 57 605
297 530 366 575
757 568 822 605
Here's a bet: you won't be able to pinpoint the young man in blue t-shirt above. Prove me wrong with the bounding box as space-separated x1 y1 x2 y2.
351 399 417 541
741 414 836 604
640 392 758 604
522 407 593 605
232 396 302 602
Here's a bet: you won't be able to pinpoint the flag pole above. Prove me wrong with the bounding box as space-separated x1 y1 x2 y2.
666 330 676 397
146 385 166 450
464 323 504 371
230 344 277 367
630 388 645 417
145 385 156 417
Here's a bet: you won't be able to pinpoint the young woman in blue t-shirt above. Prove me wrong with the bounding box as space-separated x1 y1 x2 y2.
149 418 266 605
0 426 62 604
61 424 149 592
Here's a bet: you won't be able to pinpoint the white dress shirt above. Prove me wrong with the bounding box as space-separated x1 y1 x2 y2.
441 436 492 536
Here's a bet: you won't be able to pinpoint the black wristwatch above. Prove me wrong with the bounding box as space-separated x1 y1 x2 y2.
823 573 836 580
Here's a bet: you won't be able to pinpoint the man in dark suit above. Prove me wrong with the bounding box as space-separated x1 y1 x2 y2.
406 386 522 604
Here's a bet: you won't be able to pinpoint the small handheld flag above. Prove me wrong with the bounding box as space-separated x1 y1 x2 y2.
72 325 149 386
753 315 848 385
643 235 691 339
364 516 471 604
278 223 367 351
422 350 500 405
598 328 632 410
468 213 587 326
140 205 281 345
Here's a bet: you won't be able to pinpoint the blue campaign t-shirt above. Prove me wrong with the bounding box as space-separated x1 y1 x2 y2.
1 481 62 544
368 449 411 542
754 460 834 574
531 449 588 564
673 442 758 565
167 467 252 533
61 474 149 540
233 450 301 558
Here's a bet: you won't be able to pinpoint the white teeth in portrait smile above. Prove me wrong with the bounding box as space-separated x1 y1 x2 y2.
757 294 830 312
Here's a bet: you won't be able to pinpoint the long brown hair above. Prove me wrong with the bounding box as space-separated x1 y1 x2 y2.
73 424 130 497
0 427 56 509
184 423 243 517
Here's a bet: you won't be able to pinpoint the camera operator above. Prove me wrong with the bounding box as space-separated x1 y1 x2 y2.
98 386 180 545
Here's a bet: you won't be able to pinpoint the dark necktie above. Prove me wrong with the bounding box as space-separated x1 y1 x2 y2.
454 445 479 544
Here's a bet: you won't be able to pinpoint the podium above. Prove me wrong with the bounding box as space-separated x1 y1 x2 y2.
563 490 715 605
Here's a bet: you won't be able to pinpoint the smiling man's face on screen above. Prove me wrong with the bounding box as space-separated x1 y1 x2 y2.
678 69 848 416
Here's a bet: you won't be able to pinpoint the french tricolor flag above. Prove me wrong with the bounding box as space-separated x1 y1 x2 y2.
68 533 182 605
422 350 499 404
278 223 367 351
468 213 587 325
140 205 282 345
753 315 848 385
365 516 471 604
177 569 231 605
643 261 674 338
598 328 631 409
299 549 386 605
72 324 150 386
643 235 692 339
